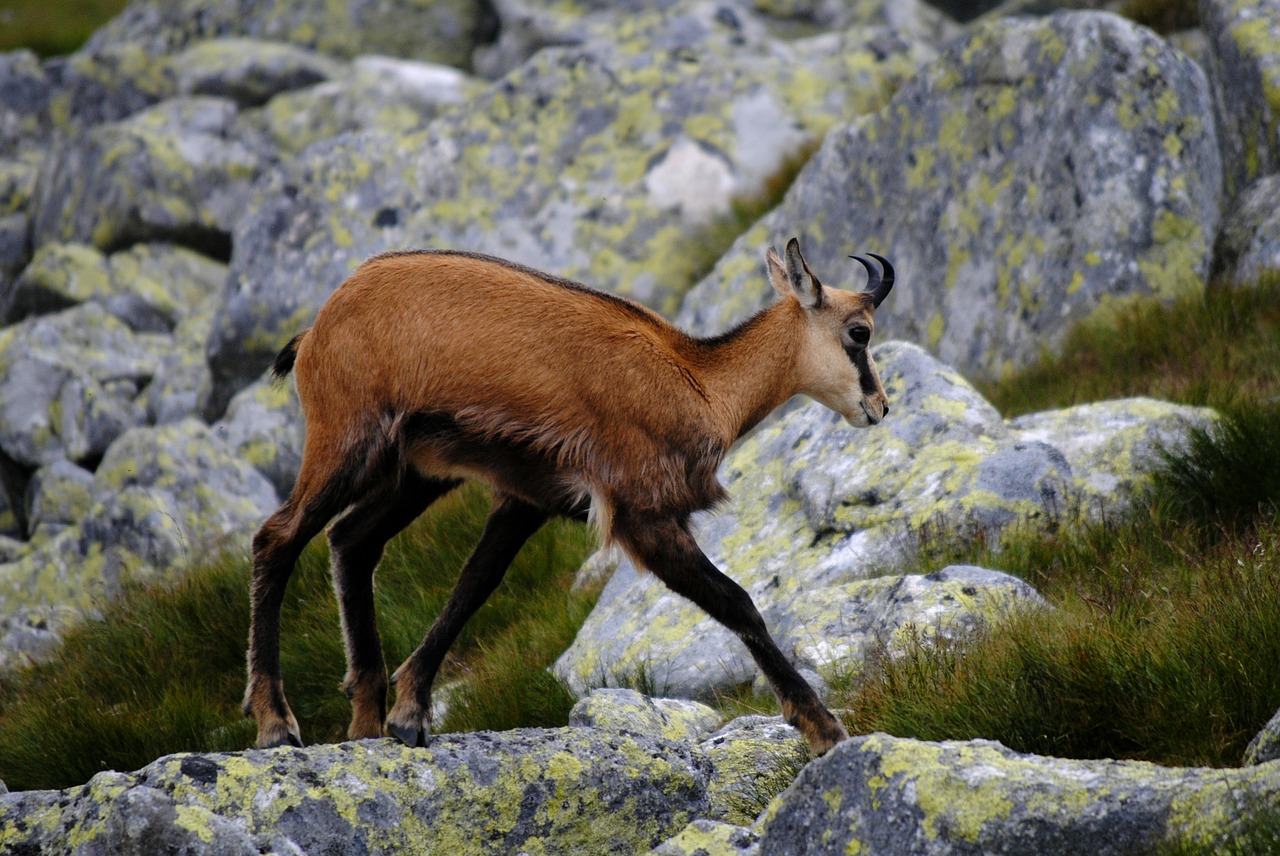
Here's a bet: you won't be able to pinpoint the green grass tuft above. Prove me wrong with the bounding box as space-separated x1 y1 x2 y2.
1 0 128 57
979 276 1280 416
0 485 596 791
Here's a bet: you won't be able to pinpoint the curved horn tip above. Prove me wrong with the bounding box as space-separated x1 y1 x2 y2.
866 252 895 282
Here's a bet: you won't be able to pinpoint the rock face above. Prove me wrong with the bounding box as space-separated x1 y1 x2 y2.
3 0 1280 850
0 727 711 855
754 733 1280 855
680 11 1223 380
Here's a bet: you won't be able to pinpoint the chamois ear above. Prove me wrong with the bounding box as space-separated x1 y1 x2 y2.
784 237 822 309
766 247 790 298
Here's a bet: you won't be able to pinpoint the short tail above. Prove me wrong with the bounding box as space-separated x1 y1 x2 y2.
271 330 310 380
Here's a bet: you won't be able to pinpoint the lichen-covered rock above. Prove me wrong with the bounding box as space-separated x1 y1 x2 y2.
170 37 344 107
48 41 179 130
0 303 163 467
0 50 51 157
25 459 95 540
0 419 277 615
250 56 480 155
649 819 760 856
0 729 712 855
1213 173 1280 285
1201 0 1280 199
80 0 497 68
0 154 38 296
570 688 724 743
31 96 268 254
782 565 1045 672
1245 706 1280 765
1009 397 1218 517
678 11 1222 380
756 732 1280 855
212 373 303 499
6 240 227 331
700 716 810 826
205 8 930 409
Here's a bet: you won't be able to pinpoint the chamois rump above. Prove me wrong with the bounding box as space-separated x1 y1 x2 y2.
244 238 894 756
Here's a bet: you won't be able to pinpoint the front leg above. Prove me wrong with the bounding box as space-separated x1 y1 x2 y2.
615 511 847 756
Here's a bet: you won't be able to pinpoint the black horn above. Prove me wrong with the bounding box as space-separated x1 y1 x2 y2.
849 252 894 308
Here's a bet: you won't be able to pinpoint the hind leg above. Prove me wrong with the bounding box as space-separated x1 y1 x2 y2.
328 473 461 740
386 493 547 746
244 488 347 748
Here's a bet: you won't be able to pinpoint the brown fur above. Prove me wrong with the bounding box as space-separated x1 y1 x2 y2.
244 240 893 756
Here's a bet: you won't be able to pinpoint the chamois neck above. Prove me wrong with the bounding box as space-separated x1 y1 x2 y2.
693 301 801 443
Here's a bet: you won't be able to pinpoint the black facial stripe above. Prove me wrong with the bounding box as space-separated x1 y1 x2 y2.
849 347 881 397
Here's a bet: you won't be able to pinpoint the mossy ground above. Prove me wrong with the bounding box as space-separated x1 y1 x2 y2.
1 0 127 57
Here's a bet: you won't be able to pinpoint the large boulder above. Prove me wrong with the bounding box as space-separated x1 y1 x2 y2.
204 4 931 410
1201 0 1280 200
1212 172 1280 285
755 732 1280 855
31 96 269 255
678 11 1222 380
0 419 278 617
0 729 711 855
79 0 497 70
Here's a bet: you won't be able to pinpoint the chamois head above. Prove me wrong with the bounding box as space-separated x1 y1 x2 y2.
765 238 893 428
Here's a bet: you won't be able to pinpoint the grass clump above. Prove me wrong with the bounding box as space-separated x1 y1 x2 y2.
980 276 1280 415
1 0 127 56
0 485 596 791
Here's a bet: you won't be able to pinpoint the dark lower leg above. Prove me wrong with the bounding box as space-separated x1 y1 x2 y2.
244 501 333 748
386 494 548 746
618 514 847 756
329 475 459 740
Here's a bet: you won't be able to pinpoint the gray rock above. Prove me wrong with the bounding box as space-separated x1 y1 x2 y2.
46 41 178 130
649 819 760 856
556 338 1211 701
250 56 479 155
1245 706 1280 765
701 715 810 825
0 419 278 617
1010 397 1218 517
746 0 958 40
678 11 1222 380
212 373 304 500
570 687 724 742
1201 0 1280 200
0 154 37 298
0 50 51 157
0 728 712 855
80 0 498 68
756 732 1280 855
1213 172 1280 286
31 96 268 255
25 459 95 540
6 240 226 330
170 37 344 107
0 303 165 467
205 11 929 410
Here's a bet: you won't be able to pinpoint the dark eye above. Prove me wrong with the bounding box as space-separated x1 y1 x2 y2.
848 325 871 347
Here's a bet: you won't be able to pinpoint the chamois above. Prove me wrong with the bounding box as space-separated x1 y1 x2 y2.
244 238 894 756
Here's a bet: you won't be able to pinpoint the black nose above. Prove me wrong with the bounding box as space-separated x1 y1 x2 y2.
883 403 889 417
